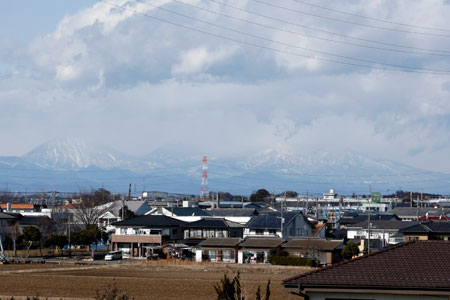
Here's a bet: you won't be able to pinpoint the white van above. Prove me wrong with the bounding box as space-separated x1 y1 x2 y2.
104 251 123 261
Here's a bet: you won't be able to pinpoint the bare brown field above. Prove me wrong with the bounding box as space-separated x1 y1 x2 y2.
0 261 311 300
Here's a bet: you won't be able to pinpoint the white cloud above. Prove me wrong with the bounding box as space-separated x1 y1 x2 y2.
172 45 238 75
1 0 450 173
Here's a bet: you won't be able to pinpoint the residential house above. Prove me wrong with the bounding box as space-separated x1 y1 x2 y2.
0 212 18 239
195 237 241 263
245 212 314 239
347 220 417 247
111 215 187 257
339 213 399 227
283 240 450 300
0 204 42 214
237 238 283 263
388 207 448 221
400 221 450 241
282 238 344 265
183 218 244 246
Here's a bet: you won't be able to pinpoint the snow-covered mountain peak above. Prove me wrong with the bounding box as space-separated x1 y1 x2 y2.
23 137 122 169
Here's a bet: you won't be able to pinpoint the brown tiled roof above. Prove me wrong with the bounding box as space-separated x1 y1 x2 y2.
0 204 36 209
239 238 283 249
283 241 450 290
198 238 242 248
283 239 343 251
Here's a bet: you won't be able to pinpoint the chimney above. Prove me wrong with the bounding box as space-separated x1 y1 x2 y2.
6 203 11 212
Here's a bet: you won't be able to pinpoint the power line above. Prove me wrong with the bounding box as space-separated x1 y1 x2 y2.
101 0 450 75
251 0 450 38
170 0 450 57
0 164 198 173
207 162 450 178
290 0 450 33
207 0 450 54
137 0 450 73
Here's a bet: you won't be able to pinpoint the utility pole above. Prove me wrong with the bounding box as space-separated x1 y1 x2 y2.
367 211 371 255
68 215 71 257
315 196 319 218
281 192 286 239
416 196 420 221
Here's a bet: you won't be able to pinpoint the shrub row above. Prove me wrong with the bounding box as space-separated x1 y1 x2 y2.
269 255 318 267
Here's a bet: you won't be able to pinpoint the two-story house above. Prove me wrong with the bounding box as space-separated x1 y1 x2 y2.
244 211 314 239
111 215 187 257
183 218 244 246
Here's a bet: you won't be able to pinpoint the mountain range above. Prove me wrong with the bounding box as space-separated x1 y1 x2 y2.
0 137 448 196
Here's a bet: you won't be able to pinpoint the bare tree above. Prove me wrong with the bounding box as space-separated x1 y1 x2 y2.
7 221 21 257
72 197 109 230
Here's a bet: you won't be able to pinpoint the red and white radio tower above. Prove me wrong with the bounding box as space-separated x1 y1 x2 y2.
200 155 209 200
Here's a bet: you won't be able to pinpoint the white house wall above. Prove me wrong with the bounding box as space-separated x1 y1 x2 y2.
307 291 448 300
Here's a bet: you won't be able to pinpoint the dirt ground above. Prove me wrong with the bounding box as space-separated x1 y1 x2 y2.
0 261 311 300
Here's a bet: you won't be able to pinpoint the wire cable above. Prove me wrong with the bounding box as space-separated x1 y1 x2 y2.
251 0 450 38
100 0 450 75
136 0 450 73
169 0 450 57
207 0 450 54
290 0 450 33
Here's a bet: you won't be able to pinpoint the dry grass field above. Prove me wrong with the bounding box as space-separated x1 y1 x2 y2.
0 260 312 300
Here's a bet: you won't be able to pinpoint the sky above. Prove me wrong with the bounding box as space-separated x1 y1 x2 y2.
1 0 450 172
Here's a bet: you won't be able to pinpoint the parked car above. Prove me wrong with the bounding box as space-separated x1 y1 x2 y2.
104 251 122 261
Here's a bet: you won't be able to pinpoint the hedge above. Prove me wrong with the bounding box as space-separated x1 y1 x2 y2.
268 255 318 267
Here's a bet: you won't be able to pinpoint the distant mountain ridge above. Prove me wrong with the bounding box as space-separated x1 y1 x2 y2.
0 138 448 195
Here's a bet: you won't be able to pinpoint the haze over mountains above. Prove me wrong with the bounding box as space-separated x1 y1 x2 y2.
0 138 448 196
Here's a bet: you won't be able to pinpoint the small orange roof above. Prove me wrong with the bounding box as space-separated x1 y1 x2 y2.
0 204 36 209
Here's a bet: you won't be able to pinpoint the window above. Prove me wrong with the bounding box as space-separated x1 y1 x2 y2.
223 250 234 261
208 250 217 260
172 229 177 235
255 229 264 235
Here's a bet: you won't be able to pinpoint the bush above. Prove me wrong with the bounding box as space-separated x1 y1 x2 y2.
268 255 318 267
95 279 133 300
215 272 270 300
341 242 359 259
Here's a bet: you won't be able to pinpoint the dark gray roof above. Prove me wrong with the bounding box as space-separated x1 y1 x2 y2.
340 213 399 225
19 215 55 225
247 212 306 229
283 239 343 251
348 220 417 230
114 215 187 227
187 218 244 229
165 207 211 217
208 208 257 217
0 212 18 220
389 207 434 217
400 221 450 234
239 238 283 249
197 238 241 248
